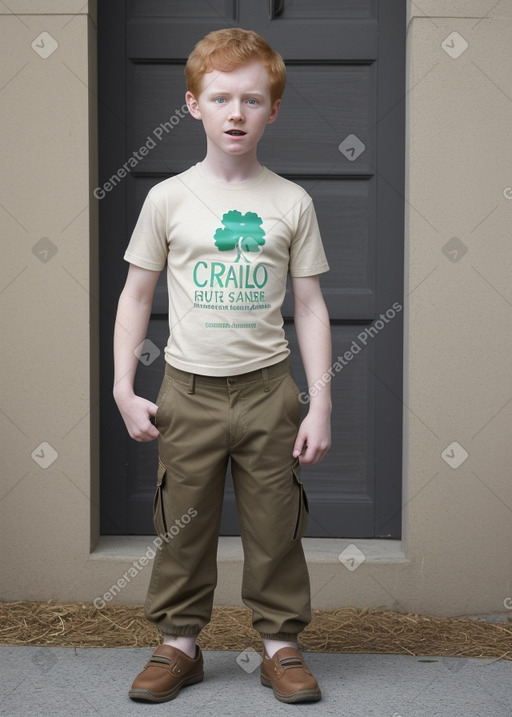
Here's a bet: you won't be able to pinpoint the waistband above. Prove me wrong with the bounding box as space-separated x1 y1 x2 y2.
164 357 291 389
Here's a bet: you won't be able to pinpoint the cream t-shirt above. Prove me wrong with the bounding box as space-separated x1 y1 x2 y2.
124 163 329 376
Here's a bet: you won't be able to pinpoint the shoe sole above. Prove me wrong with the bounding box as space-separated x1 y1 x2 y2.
260 673 321 703
129 671 204 703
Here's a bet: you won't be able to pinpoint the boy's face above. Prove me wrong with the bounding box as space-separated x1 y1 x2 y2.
186 60 281 160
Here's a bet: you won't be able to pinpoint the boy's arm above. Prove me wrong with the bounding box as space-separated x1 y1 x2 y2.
291 275 332 465
113 263 161 442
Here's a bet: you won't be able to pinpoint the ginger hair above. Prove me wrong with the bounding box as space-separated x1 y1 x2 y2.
185 28 286 105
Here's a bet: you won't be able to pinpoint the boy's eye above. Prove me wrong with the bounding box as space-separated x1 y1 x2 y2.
214 97 226 104
246 98 258 105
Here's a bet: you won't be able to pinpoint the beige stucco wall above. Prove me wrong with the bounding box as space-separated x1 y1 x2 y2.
1 1 511 618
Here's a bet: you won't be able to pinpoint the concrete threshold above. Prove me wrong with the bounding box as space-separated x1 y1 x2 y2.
92 535 408 564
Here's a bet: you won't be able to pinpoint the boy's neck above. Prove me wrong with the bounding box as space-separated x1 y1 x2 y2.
199 147 263 184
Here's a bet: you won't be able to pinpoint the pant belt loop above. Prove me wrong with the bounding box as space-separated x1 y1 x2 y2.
262 367 270 392
188 373 196 394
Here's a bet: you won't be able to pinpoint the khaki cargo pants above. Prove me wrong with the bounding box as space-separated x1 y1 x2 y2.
144 357 311 641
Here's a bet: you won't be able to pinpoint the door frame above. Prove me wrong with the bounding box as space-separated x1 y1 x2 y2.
97 0 405 538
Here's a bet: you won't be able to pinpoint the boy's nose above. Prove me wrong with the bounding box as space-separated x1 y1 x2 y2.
229 102 244 120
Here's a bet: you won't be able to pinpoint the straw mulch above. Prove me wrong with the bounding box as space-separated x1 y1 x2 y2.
1 602 510 661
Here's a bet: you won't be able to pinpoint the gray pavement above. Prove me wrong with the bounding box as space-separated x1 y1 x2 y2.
0 646 510 717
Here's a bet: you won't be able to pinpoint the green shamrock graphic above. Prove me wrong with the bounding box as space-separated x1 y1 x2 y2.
214 210 266 262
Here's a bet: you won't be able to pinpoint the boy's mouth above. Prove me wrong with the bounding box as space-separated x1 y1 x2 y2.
225 130 246 136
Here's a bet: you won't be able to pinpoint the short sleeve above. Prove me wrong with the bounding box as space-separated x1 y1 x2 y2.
289 198 329 278
123 189 169 271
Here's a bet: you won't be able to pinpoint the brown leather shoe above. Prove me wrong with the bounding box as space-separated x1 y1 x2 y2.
260 647 321 703
129 644 203 702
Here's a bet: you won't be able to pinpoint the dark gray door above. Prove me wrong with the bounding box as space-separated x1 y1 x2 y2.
98 0 405 538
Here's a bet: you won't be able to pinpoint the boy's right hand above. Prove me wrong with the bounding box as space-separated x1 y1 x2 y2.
115 393 159 442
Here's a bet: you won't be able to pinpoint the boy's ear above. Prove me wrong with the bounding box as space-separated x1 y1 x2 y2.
267 99 281 125
185 91 202 119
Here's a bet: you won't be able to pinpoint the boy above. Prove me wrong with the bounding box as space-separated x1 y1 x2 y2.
113 28 331 704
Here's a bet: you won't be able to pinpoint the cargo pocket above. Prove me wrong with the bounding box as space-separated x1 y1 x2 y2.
153 459 168 536
292 461 309 541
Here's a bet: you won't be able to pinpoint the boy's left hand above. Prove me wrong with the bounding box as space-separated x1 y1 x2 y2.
292 409 331 465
